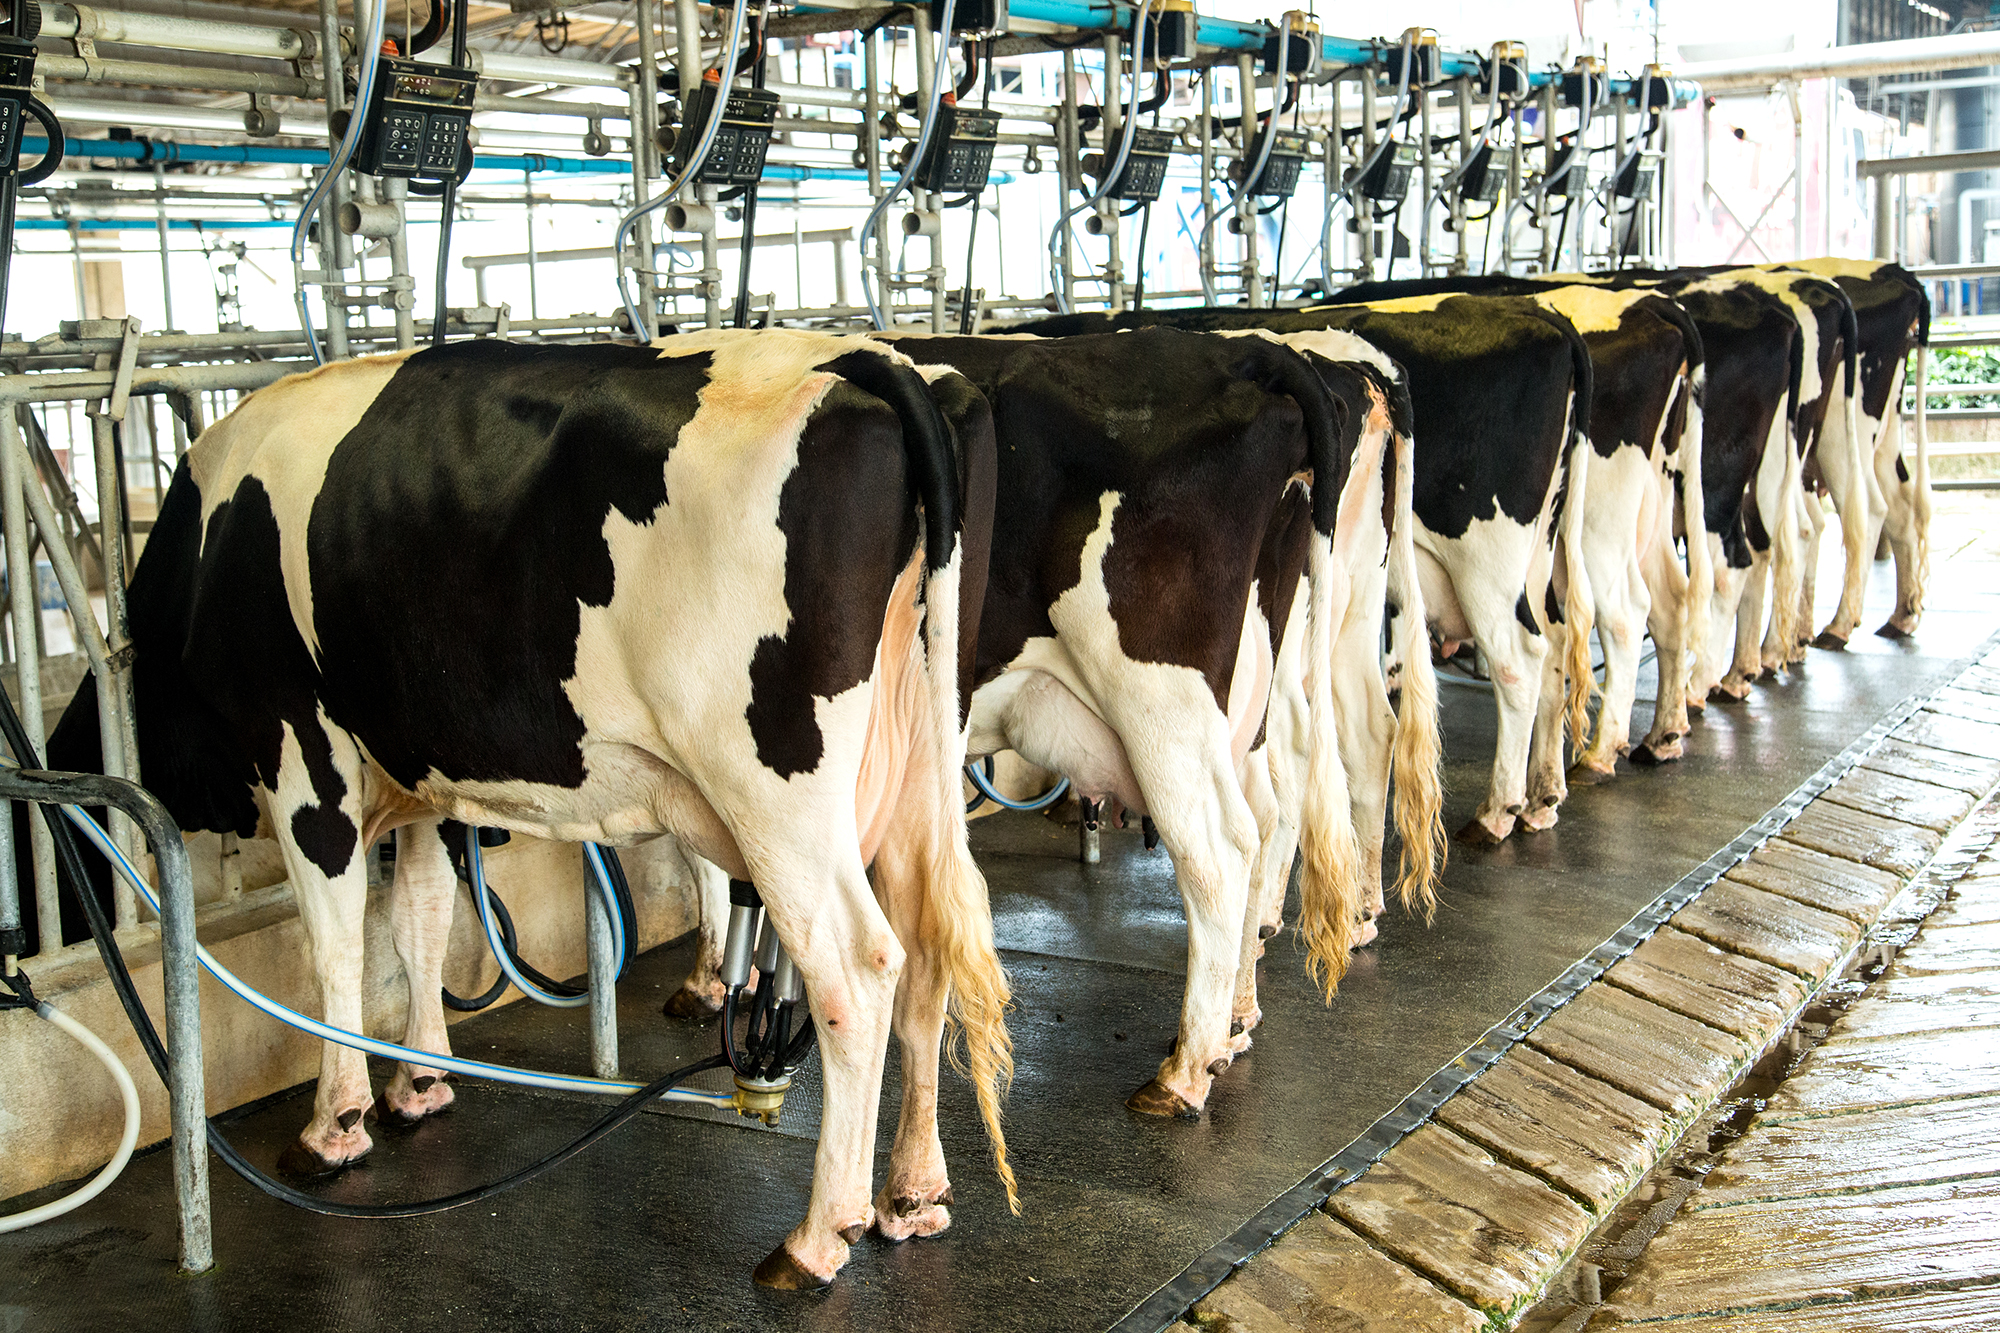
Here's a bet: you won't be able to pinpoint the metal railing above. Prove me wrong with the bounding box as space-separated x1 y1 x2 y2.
0 765 208 1272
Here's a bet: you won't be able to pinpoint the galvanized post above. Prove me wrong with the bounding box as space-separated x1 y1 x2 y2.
864 31 888 322
1875 170 1894 260
1199 67 1216 300
1236 52 1260 306
1359 65 1377 279
1060 47 1079 310
1452 77 1471 273
0 786 16 968
1539 81 1558 271
383 178 416 350
627 0 662 337
523 172 540 320
1417 83 1433 275
915 8 945 330
317 0 352 359
585 858 618 1078
0 404 54 938
1321 73 1341 293
152 165 175 332
1102 32 1123 312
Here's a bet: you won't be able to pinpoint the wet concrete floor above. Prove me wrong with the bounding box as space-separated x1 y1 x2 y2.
4 502 1999 1333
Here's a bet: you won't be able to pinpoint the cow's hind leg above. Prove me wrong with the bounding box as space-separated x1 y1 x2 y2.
666 850 732 1018
751 840 904 1287
381 817 458 1123
1126 724 1259 1116
268 722 376 1175
1634 521 1691 763
1230 745 1287 1053
1877 445 1926 638
1574 558 1649 781
869 752 965 1243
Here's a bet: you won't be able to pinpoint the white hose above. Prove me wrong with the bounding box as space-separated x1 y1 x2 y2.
613 0 752 339
0 1000 141 1232
1045 0 1153 315
1415 71 1505 272
855 0 959 330
48 799 734 1109
1198 20 1295 304
291 0 390 367
466 829 626 1009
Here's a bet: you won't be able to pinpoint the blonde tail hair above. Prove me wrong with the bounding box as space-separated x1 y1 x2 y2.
1296 530 1365 999
1385 421 1443 921
1559 397 1597 752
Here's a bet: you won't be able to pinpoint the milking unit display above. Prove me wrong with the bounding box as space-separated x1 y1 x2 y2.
0 0 1965 1320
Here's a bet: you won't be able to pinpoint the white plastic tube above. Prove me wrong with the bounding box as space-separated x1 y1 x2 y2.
1046 0 1154 315
0 1001 141 1232
854 0 959 330
290 0 389 366
52 801 734 1108
465 830 627 1009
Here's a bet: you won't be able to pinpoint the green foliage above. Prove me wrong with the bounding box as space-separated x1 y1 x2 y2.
1920 346 2000 409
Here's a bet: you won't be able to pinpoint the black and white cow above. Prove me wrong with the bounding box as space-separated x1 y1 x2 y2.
884 328 1390 1118
46 331 1008 1289
1477 286 1708 777
1646 270 1855 687
1015 298 1596 847
1331 268 1842 700
1789 257 1932 643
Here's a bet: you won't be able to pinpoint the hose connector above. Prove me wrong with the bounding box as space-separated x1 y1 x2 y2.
732 1071 791 1125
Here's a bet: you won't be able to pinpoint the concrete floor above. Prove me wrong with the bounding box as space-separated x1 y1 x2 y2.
3 501 1998 1333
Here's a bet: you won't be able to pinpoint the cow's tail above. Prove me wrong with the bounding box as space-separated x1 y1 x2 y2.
1675 370 1714 681
1912 342 1933 618
1768 332 1808 657
1383 391 1443 921
1244 340 1363 1000
1553 319 1597 751
830 349 1017 1212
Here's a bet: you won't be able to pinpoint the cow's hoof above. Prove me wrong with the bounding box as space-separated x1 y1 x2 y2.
662 986 723 1021
276 1135 368 1180
1876 619 1916 641
1709 683 1750 704
1519 805 1560 833
752 1244 833 1291
1812 628 1849 651
381 1075 455 1125
1455 819 1507 846
1567 762 1617 786
874 1186 952 1242
1352 915 1380 948
1630 737 1682 766
1126 1078 1199 1119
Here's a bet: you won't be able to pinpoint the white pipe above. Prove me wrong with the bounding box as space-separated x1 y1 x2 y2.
43 2 311 60
0 1002 141 1233
1682 31 2000 91
1958 188 2000 268
475 49 630 90
52 797 735 1108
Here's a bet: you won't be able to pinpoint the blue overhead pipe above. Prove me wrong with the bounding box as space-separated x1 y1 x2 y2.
811 0 1700 107
20 137 983 184
16 217 295 229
